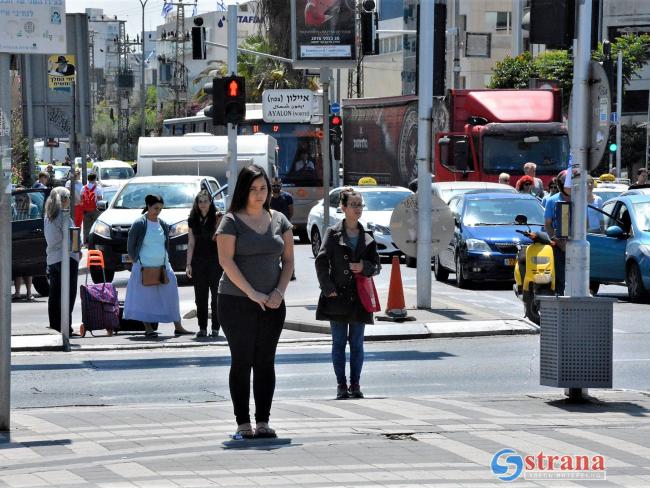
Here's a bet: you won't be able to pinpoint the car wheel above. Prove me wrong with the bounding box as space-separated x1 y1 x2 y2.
455 254 470 288
405 256 417 268
91 267 115 284
32 276 50 297
433 255 449 281
589 281 600 296
626 261 649 303
310 227 322 258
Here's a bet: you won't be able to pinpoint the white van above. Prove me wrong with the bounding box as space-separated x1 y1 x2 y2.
92 160 135 187
136 134 277 186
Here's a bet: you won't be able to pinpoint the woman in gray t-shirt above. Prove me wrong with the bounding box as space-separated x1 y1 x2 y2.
216 164 294 440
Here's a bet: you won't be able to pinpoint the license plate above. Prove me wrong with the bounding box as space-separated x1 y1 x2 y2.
122 254 132 264
504 258 516 266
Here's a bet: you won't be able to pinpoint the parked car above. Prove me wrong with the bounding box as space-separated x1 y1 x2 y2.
592 182 628 203
88 175 226 283
587 194 650 302
91 160 135 187
11 187 50 296
432 181 516 203
436 193 545 288
307 185 413 258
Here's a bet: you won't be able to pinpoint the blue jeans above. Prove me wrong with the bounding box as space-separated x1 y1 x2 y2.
330 321 365 385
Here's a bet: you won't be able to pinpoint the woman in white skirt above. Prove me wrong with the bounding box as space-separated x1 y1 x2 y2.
123 194 192 338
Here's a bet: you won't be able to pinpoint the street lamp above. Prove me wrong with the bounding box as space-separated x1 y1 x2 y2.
139 0 149 138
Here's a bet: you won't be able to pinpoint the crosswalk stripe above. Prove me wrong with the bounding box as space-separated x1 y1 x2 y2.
357 398 466 420
415 433 495 466
557 428 650 461
420 397 515 417
278 399 373 420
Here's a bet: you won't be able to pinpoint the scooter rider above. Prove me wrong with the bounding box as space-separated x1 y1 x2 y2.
543 170 570 295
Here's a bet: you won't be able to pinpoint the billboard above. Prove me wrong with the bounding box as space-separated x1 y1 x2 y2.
291 0 357 68
0 0 66 54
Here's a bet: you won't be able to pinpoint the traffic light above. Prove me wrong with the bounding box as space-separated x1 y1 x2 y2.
329 114 342 144
360 1 378 56
203 78 226 126
223 75 246 124
191 17 206 60
608 124 617 154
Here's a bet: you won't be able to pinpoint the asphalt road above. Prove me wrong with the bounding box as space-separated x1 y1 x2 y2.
9 243 650 409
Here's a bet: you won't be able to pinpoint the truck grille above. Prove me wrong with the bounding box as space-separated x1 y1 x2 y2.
493 243 518 254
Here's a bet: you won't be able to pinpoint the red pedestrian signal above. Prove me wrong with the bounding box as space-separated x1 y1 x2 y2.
330 115 342 127
223 75 246 124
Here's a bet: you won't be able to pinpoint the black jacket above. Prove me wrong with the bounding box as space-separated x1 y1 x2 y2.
315 220 381 324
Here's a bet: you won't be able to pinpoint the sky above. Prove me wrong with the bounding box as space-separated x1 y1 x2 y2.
65 0 231 38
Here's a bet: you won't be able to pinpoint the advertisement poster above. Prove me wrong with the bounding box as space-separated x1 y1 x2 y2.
292 0 356 66
0 0 66 54
48 55 76 93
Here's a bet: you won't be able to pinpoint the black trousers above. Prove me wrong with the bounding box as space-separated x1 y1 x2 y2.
47 258 79 333
192 259 222 331
218 294 285 425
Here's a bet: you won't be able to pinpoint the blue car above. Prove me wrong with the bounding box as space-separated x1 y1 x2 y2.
588 194 650 302
435 193 545 287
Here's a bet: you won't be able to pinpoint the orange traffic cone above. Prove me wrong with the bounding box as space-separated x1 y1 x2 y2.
385 256 408 319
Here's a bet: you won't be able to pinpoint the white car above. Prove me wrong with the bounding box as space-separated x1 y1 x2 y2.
92 160 135 188
593 182 629 202
307 186 413 258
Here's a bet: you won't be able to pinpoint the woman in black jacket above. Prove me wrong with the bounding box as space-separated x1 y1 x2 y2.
315 188 381 399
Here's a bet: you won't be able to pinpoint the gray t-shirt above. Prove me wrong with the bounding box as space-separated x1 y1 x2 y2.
217 210 292 297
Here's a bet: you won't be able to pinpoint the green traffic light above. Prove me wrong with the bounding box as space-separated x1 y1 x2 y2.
609 143 618 152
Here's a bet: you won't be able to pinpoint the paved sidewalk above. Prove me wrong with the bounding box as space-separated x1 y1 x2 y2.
2 390 649 487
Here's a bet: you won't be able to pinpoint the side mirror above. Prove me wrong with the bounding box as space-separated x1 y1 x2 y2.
438 136 450 166
454 140 469 171
605 225 625 238
97 200 108 211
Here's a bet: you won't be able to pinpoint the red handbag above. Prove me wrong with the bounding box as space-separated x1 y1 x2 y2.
355 273 381 313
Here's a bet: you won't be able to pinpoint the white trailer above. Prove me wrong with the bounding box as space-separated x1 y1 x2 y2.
136 133 277 186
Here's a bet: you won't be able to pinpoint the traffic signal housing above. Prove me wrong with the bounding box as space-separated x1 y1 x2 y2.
330 114 342 159
608 124 617 154
191 17 206 60
203 78 226 126
223 75 246 124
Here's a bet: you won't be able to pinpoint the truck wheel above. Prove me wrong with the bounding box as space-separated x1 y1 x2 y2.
433 255 449 281
524 292 541 325
32 276 50 297
310 227 322 258
627 262 649 303
405 256 417 268
91 267 115 284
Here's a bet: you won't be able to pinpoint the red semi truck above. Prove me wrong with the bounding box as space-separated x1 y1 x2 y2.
342 89 569 188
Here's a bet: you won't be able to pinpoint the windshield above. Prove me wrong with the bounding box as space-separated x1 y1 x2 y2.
439 187 515 203
483 134 569 175
634 202 650 231
100 167 135 180
463 198 545 226
239 122 324 187
113 183 196 209
362 191 412 211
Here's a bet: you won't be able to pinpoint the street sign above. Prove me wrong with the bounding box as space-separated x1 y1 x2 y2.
610 111 618 123
262 89 315 123
331 102 340 114
568 60 611 170
390 194 454 258
0 1 66 54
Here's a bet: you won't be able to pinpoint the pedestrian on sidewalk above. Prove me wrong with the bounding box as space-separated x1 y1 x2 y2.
44 187 80 334
315 188 381 400
123 194 192 338
216 164 294 439
269 177 296 280
186 190 223 338
80 173 103 245
65 168 84 228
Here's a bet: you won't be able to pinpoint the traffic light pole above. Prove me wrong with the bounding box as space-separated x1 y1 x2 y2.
321 68 331 231
226 4 238 207
616 50 622 178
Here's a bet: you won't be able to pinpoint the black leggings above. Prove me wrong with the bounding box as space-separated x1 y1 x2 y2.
192 259 222 331
218 294 285 425
47 258 79 333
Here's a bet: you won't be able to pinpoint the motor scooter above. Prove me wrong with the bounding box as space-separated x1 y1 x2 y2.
513 215 555 325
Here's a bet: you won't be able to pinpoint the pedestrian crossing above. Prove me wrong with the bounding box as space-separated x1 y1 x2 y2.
1 392 649 487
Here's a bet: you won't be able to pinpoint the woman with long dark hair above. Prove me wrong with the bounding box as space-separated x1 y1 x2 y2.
217 164 294 439
123 194 192 338
186 190 223 338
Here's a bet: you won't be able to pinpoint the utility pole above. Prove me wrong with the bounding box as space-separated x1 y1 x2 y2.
616 49 622 178
511 0 523 56
0 53 13 431
226 4 238 208
452 0 460 89
139 0 149 138
322 68 331 230
416 1 434 309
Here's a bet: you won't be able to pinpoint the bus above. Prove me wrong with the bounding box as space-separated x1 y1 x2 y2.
162 105 325 242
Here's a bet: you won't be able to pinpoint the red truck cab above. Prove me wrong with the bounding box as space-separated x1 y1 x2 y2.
435 89 569 187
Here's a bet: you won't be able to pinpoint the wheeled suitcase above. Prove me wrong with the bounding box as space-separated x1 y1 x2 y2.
79 251 120 337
